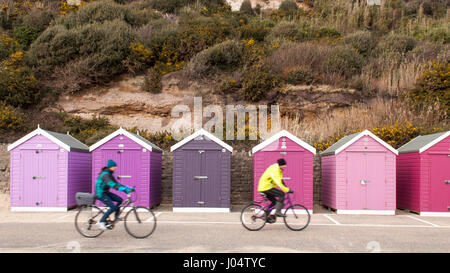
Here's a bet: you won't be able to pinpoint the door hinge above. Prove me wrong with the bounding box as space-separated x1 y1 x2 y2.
198 150 204 154
197 201 205 205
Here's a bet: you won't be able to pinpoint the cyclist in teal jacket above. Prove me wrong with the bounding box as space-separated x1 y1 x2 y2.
95 159 133 230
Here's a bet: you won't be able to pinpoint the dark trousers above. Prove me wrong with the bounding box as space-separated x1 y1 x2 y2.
99 192 123 223
262 188 285 209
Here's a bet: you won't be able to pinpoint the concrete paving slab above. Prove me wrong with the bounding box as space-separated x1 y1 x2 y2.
326 214 428 226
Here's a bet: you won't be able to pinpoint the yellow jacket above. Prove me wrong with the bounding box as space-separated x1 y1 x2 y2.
257 163 290 193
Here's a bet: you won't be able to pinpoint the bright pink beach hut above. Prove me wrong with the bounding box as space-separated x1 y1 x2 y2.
251 130 316 212
320 130 398 215
397 131 450 216
8 126 91 211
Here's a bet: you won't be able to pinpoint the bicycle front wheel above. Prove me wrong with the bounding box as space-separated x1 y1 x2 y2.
75 206 105 238
124 207 157 239
283 204 311 231
240 203 267 231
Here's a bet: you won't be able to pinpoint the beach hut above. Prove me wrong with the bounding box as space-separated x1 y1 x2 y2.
397 131 450 216
320 130 398 215
170 129 232 212
251 130 316 211
8 126 91 211
89 128 163 208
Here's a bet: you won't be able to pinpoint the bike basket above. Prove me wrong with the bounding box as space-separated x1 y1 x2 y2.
75 192 96 206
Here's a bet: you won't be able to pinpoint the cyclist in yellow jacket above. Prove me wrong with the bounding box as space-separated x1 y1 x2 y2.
258 158 293 217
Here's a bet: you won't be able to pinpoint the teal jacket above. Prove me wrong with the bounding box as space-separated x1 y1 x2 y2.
95 167 123 198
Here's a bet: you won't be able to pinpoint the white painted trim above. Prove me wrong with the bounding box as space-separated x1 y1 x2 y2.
89 128 160 152
7 128 71 152
419 131 450 153
419 212 450 217
251 130 316 154
11 207 68 212
173 207 231 213
333 130 398 156
170 129 233 152
336 209 396 215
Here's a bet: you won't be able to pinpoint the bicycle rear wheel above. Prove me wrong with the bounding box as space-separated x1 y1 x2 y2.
240 203 267 231
75 206 105 238
283 204 310 231
124 206 157 239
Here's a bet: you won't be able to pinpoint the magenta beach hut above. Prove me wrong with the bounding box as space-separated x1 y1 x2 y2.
89 128 163 208
397 131 450 216
251 130 316 212
8 126 91 211
321 130 398 215
170 129 232 212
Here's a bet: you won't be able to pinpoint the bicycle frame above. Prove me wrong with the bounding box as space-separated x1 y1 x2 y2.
91 193 141 226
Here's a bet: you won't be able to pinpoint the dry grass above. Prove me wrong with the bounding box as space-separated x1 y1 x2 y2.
280 96 449 144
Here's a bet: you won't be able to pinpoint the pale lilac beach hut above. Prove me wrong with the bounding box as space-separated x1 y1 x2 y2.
89 128 163 208
8 126 91 211
397 131 450 216
251 130 316 211
170 129 232 212
320 130 398 215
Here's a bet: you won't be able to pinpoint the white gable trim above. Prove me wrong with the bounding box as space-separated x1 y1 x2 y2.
89 128 157 152
170 128 233 152
334 130 398 155
251 130 316 154
7 128 71 152
418 131 450 153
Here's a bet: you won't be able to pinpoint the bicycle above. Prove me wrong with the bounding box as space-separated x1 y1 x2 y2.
74 190 157 239
240 192 311 231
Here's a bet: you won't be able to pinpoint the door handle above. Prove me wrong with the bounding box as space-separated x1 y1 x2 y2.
282 177 291 180
197 201 205 205
118 175 132 178
194 176 208 179
445 180 450 184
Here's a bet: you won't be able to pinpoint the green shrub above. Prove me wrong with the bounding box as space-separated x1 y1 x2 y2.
0 101 27 131
146 0 195 13
407 61 450 115
287 67 316 85
28 20 137 83
54 0 151 29
241 66 281 102
186 40 243 77
239 0 254 15
13 25 39 49
239 23 270 42
279 0 299 17
344 31 377 57
62 115 116 145
0 67 41 107
325 45 364 77
315 27 341 39
141 68 162 93
267 21 305 42
376 34 417 56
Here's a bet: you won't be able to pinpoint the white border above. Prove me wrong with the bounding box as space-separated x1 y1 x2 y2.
419 212 450 217
173 207 230 213
11 207 68 212
332 130 398 156
89 128 161 152
170 129 233 152
7 128 71 152
251 130 316 154
418 131 450 153
336 209 396 215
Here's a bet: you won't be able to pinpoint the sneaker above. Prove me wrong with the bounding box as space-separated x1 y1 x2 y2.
96 222 107 230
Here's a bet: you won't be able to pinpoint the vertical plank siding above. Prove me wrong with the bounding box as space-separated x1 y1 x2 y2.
67 151 92 207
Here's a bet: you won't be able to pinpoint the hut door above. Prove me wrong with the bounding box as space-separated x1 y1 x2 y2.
184 150 203 207
21 149 58 207
203 150 222 208
346 152 367 210
430 154 450 212
365 152 386 210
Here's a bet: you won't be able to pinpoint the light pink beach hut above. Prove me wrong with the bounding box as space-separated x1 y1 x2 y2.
397 131 450 216
252 130 316 212
8 126 91 211
320 130 398 215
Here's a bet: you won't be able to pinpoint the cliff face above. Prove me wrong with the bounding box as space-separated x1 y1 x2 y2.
46 70 363 133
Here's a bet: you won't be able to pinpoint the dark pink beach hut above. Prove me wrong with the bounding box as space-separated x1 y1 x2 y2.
170 129 232 212
8 126 91 211
397 131 450 216
89 128 163 208
251 130 316 212
320 130 398 215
